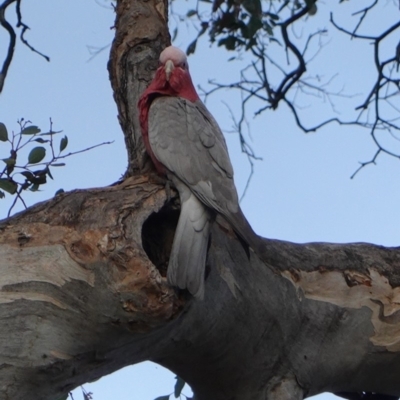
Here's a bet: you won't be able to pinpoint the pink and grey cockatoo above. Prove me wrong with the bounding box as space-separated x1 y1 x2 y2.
138 46 259 299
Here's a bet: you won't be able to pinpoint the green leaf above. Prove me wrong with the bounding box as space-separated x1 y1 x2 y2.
267 13 279 20
0 179 17 194
218 36 238 51
46 167 53 180
22 169 46 185
55 188 65 196
153 396 170 400
186 9 196 17
2 158 16 167
174 376 185 398
28 147 46 164
34 138 49 143
20 171 35 181
0 190 5 199
30 183 40 192
242 0 262 17
60 135 68 152
51 163 66 167
31 173 47 185
40 130 62 136
187 39 197 55
244 15 262 38
199 22 209 36
21 125 41 135
0 123 8 142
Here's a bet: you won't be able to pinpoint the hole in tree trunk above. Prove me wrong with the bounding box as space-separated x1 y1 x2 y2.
141 202 180 277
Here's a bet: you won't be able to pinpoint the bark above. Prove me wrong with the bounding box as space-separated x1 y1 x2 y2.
108 0 170 175
2 1 400 400
3 180 400 399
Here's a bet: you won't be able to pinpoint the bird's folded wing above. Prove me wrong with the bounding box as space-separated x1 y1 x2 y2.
148 96 239 216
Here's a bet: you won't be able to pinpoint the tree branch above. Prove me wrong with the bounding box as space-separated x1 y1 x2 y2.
0 0 50 94
0 0 17 93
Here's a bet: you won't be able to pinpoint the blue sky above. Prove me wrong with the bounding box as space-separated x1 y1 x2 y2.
1 1 399 399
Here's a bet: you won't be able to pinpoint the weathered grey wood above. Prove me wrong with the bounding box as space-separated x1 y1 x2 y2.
2 176 400 399
0 177 172 399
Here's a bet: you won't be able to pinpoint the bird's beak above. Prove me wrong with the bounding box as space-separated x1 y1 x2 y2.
164 60 174 81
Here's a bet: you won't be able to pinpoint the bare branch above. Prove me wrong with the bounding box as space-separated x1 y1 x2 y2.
0 0 50 94
86 43 111 62
350 0 378 38
0 0 17 93
331 7 400 177
15 0 50 62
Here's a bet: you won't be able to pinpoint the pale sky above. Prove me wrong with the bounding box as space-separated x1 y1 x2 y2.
1 1 399 399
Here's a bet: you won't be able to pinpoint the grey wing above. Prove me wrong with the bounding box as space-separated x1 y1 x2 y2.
148 96 240 216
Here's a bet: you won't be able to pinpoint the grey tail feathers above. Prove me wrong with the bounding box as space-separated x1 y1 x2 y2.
167 192 212 299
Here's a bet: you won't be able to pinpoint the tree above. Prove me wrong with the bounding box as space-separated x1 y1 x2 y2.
172 0 400 183
1 1 400 400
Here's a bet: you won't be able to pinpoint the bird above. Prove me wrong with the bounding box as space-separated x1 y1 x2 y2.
138 46 259 299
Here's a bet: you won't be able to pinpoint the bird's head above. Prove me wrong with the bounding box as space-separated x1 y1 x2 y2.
143 46 199 103
159 46 189 82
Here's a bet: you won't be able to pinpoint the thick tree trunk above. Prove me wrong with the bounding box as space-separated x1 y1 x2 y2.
2 0 400 399
2 178 400 399
108 0 170 175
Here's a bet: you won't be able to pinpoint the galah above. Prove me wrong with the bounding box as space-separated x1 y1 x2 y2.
138 46 258 299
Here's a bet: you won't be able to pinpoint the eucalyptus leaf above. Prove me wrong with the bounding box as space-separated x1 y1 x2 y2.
40 130 62 136
20 171 35 181
21 125 41 135
30 183 40 192
28 147 46 164
0 123 8 142
60 135 68 152
0 179 17 194
34 138 49 143
187 39 197 55
46 167 53 180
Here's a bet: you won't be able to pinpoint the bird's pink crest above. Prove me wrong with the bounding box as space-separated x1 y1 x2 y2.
159 46 188 68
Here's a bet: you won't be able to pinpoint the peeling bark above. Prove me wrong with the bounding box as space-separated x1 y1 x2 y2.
0 177 176 399
3 179 400 399
2 0 400 399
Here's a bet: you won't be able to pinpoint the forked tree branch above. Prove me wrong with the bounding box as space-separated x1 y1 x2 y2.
193 1 400 182
0 0 49 94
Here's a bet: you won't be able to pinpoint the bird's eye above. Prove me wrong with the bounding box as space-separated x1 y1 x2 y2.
179 61 188 70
